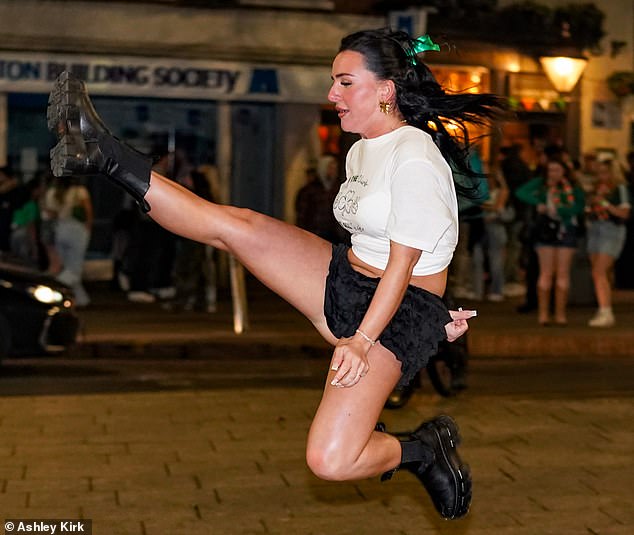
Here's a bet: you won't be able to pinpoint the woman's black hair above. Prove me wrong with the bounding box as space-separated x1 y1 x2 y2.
339 28 508 193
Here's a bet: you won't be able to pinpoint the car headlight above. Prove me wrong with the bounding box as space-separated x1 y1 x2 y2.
29 284 65 304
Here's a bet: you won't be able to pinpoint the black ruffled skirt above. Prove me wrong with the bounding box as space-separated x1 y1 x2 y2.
324 244 451 387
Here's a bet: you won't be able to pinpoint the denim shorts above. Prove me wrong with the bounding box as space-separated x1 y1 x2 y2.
323 243 451 387
587 220 627 257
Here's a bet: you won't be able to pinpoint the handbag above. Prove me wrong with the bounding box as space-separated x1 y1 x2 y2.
535 214 560 244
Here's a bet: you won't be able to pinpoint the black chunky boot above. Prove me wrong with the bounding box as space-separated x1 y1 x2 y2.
47 71 154 212
377 415 472 519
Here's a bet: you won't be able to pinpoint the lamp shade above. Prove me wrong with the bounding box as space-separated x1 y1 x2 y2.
540 56 588 93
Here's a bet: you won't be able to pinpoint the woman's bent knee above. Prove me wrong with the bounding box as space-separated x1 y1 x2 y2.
305 443 355 481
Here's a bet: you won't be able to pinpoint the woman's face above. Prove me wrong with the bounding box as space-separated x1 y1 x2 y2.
328 50 387 139
546 161 566 183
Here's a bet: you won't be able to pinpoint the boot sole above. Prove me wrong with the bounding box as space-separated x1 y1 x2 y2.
47 72 91 177
428 415 471 519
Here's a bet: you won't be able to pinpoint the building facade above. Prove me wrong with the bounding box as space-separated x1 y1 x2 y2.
0 1 632 261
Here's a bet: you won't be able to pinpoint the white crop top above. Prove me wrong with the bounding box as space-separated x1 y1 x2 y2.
333 126 458 276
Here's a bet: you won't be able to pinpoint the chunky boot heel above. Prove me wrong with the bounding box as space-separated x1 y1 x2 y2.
47 71 153 212
378 415 472 520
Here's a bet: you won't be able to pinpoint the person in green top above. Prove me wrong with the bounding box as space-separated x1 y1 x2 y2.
10 176 44 267
515 157 585 326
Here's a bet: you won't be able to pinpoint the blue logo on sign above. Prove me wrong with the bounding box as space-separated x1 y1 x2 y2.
249 69 279 94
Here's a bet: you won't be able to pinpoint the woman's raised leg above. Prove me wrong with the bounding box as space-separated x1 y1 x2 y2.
145 173 336 338
47 71 336 340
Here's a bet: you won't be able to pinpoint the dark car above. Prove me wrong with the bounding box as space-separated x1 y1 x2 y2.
0 254 79 360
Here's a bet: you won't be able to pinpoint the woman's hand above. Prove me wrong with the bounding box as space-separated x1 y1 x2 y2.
329 335 371 388
445 309 477 342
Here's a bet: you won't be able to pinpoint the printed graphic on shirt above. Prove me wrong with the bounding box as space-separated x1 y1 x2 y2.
333 174 364 233
349 174 368 187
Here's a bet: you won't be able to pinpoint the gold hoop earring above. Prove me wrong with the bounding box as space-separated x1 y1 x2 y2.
379 101 392 115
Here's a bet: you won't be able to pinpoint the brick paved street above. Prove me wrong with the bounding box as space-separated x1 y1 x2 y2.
1 384 632 534
1 283 633 534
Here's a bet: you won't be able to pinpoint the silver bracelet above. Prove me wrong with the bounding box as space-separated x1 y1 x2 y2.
355 329 376 346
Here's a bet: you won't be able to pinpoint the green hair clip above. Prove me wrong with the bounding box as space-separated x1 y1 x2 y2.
408 35 440 65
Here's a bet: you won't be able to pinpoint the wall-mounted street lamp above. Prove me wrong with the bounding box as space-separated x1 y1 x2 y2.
539 55 588 160
539 55 588 94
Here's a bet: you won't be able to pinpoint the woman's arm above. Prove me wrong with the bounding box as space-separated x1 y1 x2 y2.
607 185 632 221
357 241 420 342
514 176 543 206
329 241 420 388
605 202 631 221
81 190 94 230
494 176 510 212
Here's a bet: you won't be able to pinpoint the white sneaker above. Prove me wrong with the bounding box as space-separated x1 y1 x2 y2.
127 291 156 303
588 309 615 327
503 282 526 297
153 286 176 300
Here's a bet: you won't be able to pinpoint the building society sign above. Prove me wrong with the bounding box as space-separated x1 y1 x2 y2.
0 52 330 103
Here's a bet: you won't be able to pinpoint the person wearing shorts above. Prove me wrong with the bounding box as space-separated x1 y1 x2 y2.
515 157 585 325
586 159 631 327
47 28 506 520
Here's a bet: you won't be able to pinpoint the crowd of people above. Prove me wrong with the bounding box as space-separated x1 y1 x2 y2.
0 166 93 307
113 151 220 314
452 144 633 328
2 141 632 327
298 143 634 330
0 152 221 313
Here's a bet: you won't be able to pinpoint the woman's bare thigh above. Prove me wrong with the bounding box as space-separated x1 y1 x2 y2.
554 247 576 278
307 344 402 464
146 173 338 341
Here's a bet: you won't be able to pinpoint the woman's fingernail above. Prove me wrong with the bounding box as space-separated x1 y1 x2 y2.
331 379 338 386
470 310 478 317
331 364 338 371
